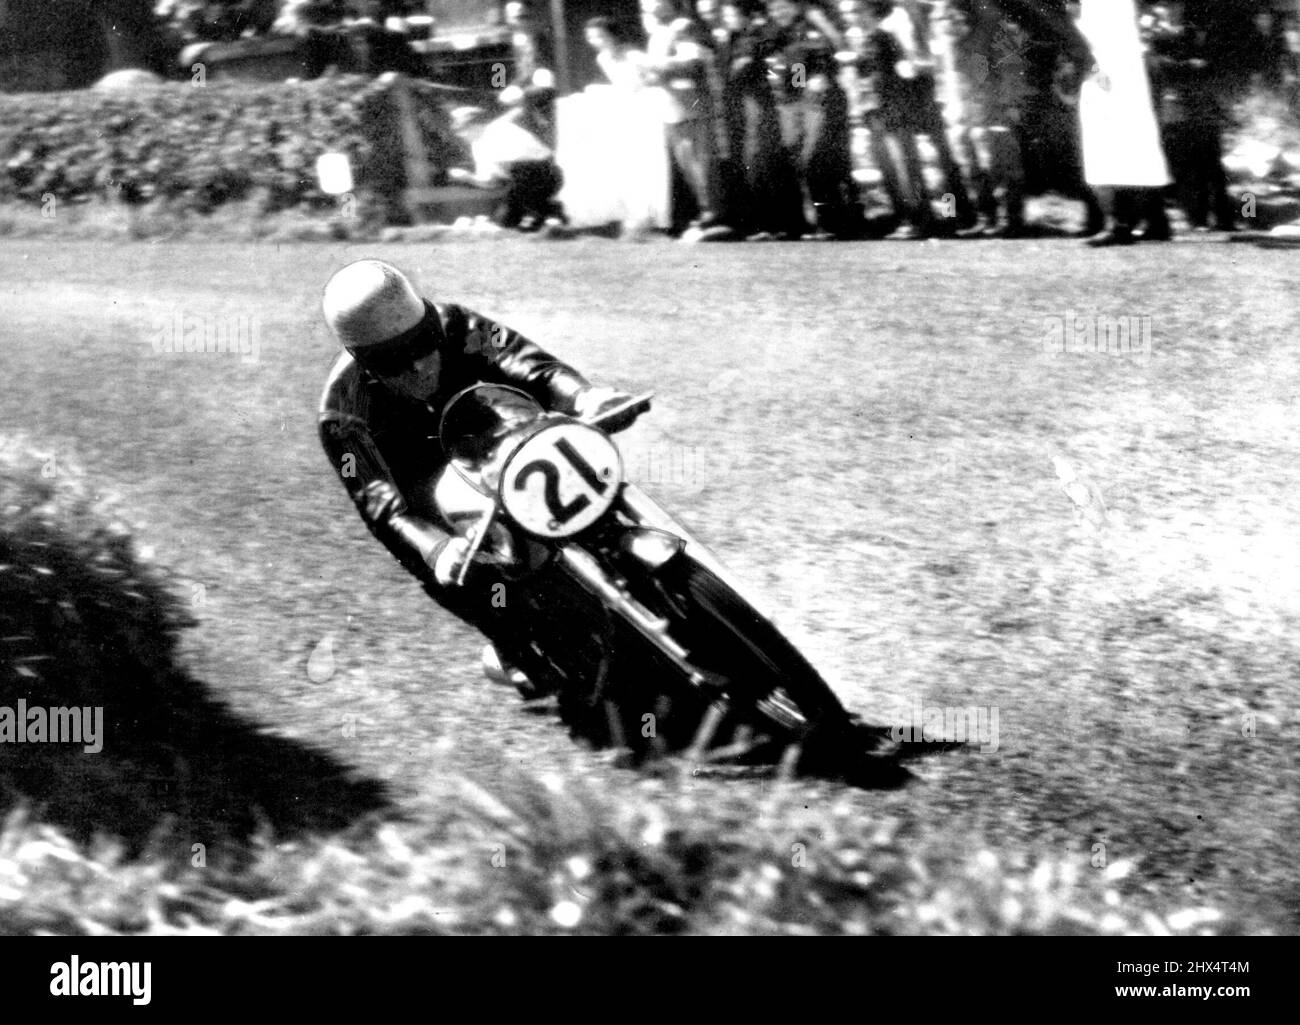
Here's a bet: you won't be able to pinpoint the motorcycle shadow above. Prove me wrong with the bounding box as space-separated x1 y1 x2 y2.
520 693 964 791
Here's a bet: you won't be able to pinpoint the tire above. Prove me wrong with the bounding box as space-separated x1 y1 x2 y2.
650 556 846 726
647 555 909 785
502 549 908 785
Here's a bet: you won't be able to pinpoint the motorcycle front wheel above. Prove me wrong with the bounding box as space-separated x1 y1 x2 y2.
638 555 906 783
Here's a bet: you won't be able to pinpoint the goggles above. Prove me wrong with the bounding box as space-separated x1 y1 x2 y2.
349 300 443 377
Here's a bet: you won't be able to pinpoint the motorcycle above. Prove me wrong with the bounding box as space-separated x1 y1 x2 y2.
436 383 906 786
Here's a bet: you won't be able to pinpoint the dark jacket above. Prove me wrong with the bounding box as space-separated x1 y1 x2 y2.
846 26 911 127
1146 24 1224 128
763 18 839 105
709 24 779 155
319 303 590 597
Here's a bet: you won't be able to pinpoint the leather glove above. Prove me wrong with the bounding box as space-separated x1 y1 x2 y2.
429 525 522 587
573 385 645 434
430 536 475 587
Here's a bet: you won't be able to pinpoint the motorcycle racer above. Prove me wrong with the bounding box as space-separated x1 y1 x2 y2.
318 258 641 690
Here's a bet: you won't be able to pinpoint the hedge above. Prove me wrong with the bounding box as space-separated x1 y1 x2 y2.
0 74 467 218
0 436 388 850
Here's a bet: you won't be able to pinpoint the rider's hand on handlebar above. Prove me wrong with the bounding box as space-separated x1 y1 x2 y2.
429 526 522 587
430 536 474 587
574 386 644 434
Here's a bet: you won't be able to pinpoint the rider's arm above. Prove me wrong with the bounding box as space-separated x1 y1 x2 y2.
318 356 458 588
321 409 506 595
443 303 589 412
443 304 639 429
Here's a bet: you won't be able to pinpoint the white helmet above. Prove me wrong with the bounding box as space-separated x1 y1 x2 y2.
322 259 432 355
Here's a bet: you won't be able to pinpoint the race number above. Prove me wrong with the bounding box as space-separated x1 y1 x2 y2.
500 422 623 538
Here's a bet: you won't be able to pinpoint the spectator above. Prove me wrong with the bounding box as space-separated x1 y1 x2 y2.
764 0 865 238
944 0 1028 236
1014 0 1104 236
710 0 808 236
840 0 934 237
1280 6 1300 107
502 0 559 152
468 2 564 230
697 0 725 30
239 0 280 35
874 0 977 231
1074 0 1172 245
1145 1 1234 231
506 0 555 83
191 1 245 41
269 0 353 78
274 0 346 35
274 0 345 34
640 0 734 238
586 16 646 90
339 0 424 75
581 16 673 232
486 129 567 231
1250 4 1293 92
695 0 745 227
181 0 279 40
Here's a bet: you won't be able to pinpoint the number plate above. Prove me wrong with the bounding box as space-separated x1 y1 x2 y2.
499 421 623 538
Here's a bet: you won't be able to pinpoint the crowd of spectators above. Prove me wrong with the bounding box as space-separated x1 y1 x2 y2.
149 1 1300 242
155 1 421 43
492 0 1293 242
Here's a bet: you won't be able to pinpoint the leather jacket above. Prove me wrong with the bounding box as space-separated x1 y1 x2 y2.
318 302 591 596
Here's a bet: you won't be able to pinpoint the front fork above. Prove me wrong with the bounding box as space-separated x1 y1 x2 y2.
556 543 720 696
617 485 783 625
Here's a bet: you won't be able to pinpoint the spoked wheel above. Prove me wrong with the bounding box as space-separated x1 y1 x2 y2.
497 551 907 786
642 555 909 786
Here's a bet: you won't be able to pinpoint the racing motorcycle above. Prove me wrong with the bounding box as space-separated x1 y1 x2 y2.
437 383 907 786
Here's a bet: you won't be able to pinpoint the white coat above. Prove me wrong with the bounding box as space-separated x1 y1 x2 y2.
1077 0 1171 188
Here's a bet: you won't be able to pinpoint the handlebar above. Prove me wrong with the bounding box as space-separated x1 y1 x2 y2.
583 391 654 431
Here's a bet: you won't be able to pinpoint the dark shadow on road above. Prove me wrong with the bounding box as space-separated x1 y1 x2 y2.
0 450 390 854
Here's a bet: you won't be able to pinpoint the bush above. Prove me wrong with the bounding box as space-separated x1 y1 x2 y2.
0 75 464 220
0 759 1245 935
0 436 387 853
